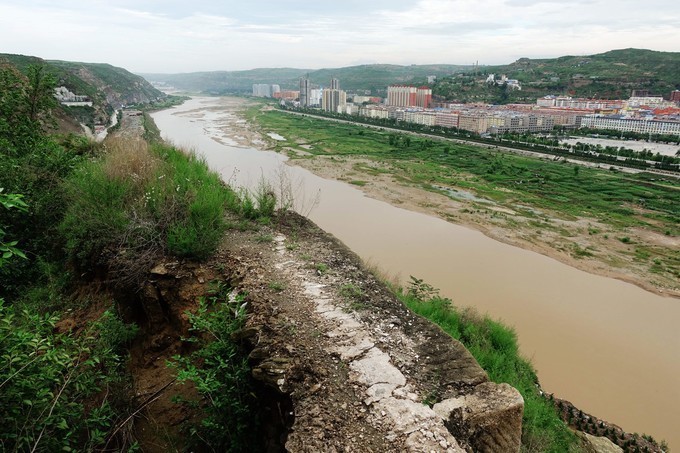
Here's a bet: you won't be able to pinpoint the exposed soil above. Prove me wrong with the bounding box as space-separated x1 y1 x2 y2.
211 97 679 299
220 212 488 451
55 205 664 452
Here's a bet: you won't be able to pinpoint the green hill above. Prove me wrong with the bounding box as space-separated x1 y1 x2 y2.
1 53 166 129
142 64 469 94
433 48 680 103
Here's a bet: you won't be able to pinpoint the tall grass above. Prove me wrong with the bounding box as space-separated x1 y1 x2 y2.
60 139 233 285
398 279 579 453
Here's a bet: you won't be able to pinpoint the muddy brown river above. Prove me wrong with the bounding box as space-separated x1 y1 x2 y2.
153 97 680 449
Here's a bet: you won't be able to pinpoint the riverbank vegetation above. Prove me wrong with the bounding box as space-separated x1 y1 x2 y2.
275 105 680 172
399 277 578 452
250 107 680 293
397 277 665 453
0 67 273 450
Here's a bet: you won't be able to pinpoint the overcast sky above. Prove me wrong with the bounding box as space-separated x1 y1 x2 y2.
1 0 678 73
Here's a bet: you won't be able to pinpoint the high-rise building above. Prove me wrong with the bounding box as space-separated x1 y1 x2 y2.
387 85 431 108
415 86 432 109
299 77 311 107
309 89 323 107
271 84 281 95
387 85 417 107
252 84 272 97
322 89 347 113
330 78 339 90
671 90 680 103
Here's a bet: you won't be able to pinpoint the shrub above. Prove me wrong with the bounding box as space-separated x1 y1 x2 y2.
0 301 136 452
169 289 261 451
60 140 232 283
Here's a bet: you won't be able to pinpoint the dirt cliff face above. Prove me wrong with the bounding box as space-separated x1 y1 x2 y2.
92 210 523 451
221 212 524 452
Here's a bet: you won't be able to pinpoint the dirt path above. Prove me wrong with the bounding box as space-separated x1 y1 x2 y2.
221 212 523 452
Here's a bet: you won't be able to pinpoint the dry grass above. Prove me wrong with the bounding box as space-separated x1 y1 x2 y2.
362 257 402 289
102 137 159 187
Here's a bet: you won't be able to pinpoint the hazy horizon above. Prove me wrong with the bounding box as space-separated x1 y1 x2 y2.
1 0 679 73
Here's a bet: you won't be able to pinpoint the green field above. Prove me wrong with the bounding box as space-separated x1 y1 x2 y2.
249 107 680 285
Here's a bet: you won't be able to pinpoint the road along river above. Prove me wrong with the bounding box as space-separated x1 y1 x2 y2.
153 97 680 448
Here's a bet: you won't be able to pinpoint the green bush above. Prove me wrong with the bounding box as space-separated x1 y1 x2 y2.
60 161 132 269
169 288 261 451
0 301 137 452
156 145 229 259
59 141 232 282
399 277 578 453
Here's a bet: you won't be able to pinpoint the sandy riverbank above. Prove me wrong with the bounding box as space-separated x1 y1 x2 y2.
198 97 680 299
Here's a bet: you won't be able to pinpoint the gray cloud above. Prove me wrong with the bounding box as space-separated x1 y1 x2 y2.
1 0 678 72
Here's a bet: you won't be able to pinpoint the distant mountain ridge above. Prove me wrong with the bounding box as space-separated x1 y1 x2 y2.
142 49 680 101
141 64 471 94
434 48 680 103
0 53 165 130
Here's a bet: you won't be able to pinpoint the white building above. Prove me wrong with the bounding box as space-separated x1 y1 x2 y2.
309 89 323 107
359 105 389 119
252 84 272 97
580 115 680 136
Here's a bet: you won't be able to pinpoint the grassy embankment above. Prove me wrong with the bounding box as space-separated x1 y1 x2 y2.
397 278 578 452
249 107 679 285
1 64 280 450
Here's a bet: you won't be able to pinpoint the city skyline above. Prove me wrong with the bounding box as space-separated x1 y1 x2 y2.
1 0 679 73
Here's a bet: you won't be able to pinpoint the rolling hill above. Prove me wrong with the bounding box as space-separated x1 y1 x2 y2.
141 64 470 94
1 53 166 130
433 48 680 103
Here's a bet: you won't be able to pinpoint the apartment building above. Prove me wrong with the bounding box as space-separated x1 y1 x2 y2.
537 96 623 110
403 110 436 126
434 111 459 128
580 115 680 136
299 77 311 107
458 114 490 134
252 84 272 97
387 85 432 108
359 105 390 119
321 89 347 113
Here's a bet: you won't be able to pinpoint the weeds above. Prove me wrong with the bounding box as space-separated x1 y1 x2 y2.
169 289 261 451
0 302 137 452
255 233 274 243
339 283 366 310
59 140 231 287
268 281 286 292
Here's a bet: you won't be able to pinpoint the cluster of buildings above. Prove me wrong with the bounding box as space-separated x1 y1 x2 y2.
485 74 522 90
253 77 680 137
536 92 680 136
252 84 280 98
54 86 92 106
357 89 680 136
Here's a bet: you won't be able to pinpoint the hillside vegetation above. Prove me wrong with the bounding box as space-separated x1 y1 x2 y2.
144 48 680 101
142 63 469 94
434 48 680 103
0 65 285 451
1 53 167 130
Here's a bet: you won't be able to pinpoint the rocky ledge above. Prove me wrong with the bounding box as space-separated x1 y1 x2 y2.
222 212 524 452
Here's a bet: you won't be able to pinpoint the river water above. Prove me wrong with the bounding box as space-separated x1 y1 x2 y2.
153 97 680 448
